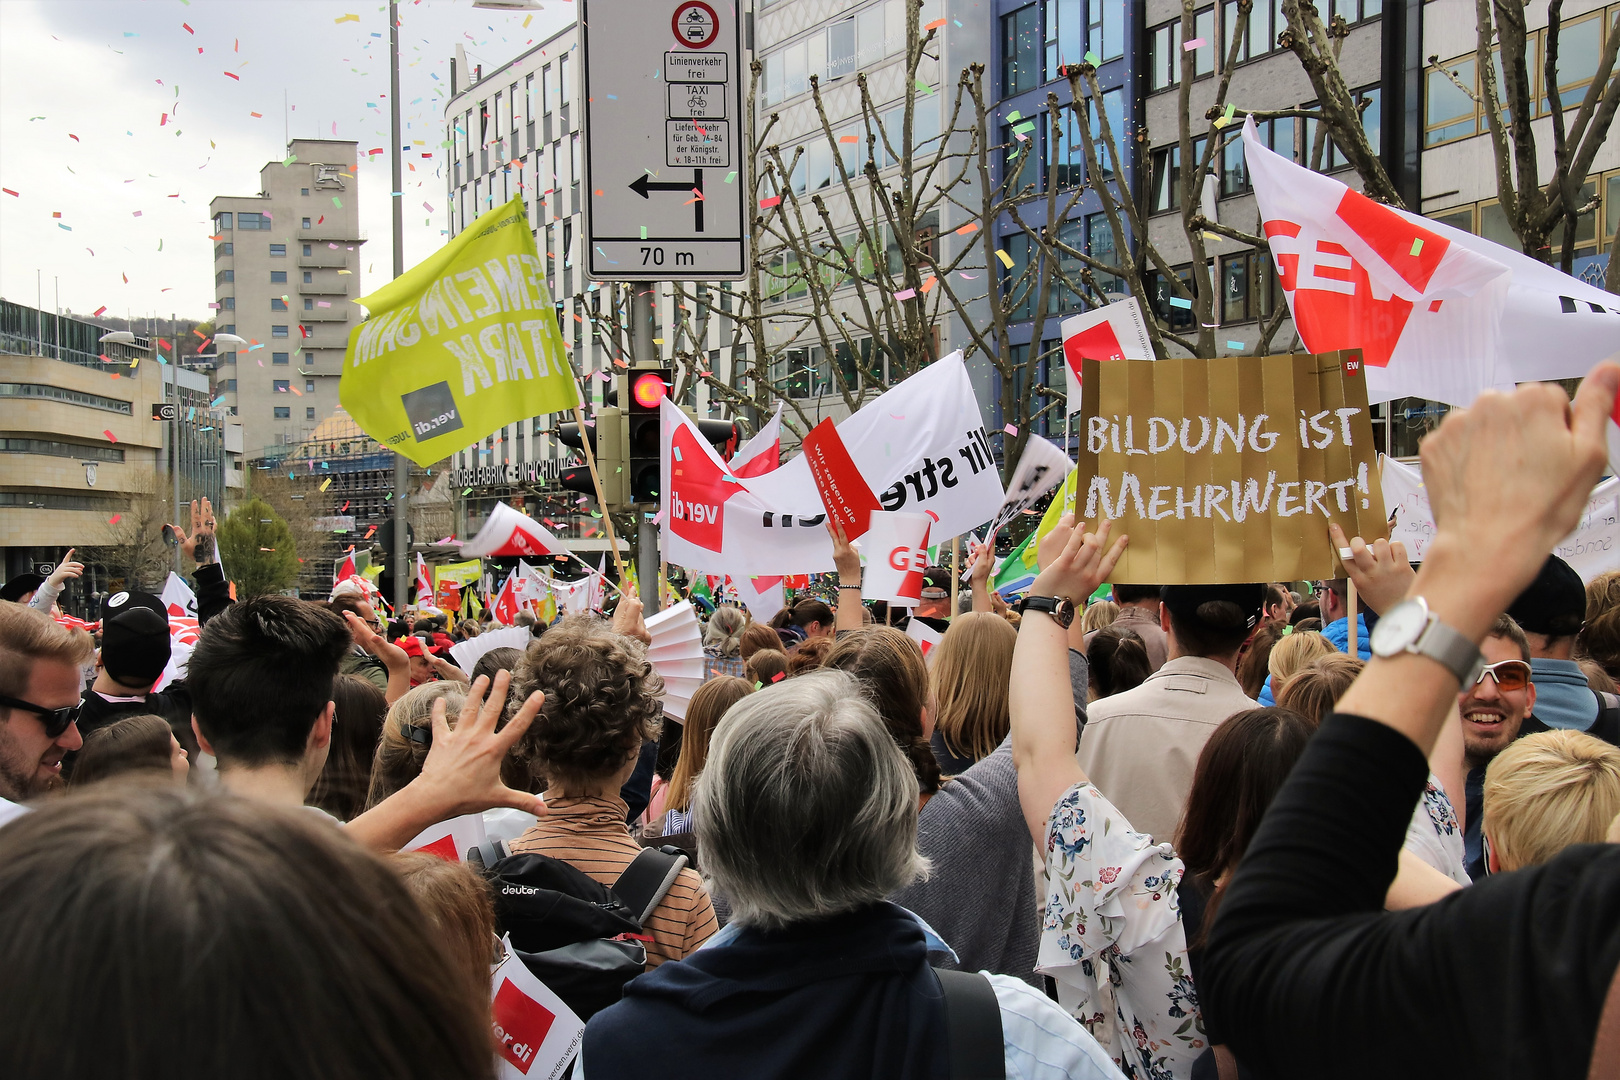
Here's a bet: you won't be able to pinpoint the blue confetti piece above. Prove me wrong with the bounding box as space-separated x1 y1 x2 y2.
1226 340 1245 350
1168 296 1192 310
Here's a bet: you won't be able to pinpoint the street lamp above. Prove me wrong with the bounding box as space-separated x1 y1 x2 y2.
213 333 248 348
98 330 137 345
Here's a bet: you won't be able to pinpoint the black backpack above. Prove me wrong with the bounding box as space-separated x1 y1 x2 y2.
474 843 688 1022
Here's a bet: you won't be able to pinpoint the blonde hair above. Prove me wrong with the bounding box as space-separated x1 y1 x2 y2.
1275 653 1364 724
364 682 468 810
1582 570 1620 681
1268 630 1336 689
663 676 754 816
1080 600 1119 635
0 603 93 700
1483 729 1620 871
928 612 1018 765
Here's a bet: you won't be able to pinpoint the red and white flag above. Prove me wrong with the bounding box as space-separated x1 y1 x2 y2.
905 617 944 659
728 574 786 621
334 547 359 584
404 813 488 862
490 938 585 1079
1243 116 1620 406
730 402 784 477
490 571 521 625
1060 298 1154 410
461 501 564 559
414 553 435 605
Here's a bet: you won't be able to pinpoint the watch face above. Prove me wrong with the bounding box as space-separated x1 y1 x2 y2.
1055 598 1077 629
1371 599 1427 657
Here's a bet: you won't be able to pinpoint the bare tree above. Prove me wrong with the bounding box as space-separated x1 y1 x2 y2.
88 469 176 593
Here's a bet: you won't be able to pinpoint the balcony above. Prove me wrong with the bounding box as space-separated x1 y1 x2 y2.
299 307 351 323
297 226 366 243
297 252 349 269
301 281 349 296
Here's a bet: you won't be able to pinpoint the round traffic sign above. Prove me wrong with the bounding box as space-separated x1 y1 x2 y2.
672 1 719 49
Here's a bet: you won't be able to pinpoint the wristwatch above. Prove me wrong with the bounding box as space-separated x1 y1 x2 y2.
1019 595 1076 629
1369 596 1485 685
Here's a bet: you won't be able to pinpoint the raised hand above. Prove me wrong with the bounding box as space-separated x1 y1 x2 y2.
44 548 84 589
415 672 545 818
172 497 218 565
1328 522 1414 617
611 594 651 645
1030 515 1128 603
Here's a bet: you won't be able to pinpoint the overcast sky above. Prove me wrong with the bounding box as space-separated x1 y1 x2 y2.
0 0 574 323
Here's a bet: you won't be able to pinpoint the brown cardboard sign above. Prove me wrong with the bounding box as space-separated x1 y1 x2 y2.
1077 351 1387 584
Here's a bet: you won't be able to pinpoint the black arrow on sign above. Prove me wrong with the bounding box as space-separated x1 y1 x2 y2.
628 168 704 233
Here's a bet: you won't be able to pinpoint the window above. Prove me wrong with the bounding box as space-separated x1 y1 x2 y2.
270 244 286 257
273 379 290 393
0 437 125 462
1221 252 1252 323
1046 109 1084 188
215 242 233 258
1330 0 1381 22
1149 10 1215 89
1086 211 1125 298
221 296 235 310
1220 116 1296 197
1147 265 1195 330
301 217 311 229
272 326 289 338
1087 89 1125 175
272 352 289 364
301 187 310 196
1002 232 1035 320
1224 0 1283 64
856 3 886 67
304 299 314 310
274 407 291 419
271 298 288 311
1307 85 1380 170
216 269 234 285
224 379 237 391
221 325 236 335
828 18 856 80
1088 0 1124 62
271 270 287 283
1004 122 1039 196
214 212 233 231
525 74 536 125
307 407 317 420
1150 138 1207 212
1044 0 1081 81
1003 5 1039 96
302 244 313 256
237 211 267 230
306 379 316 393
0 382 131 413
303 271 313 283
1545 11 1605 112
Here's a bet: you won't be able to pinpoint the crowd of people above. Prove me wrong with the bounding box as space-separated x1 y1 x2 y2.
7 363 1620 1078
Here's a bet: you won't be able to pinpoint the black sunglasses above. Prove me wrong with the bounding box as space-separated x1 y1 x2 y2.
0 695 80 739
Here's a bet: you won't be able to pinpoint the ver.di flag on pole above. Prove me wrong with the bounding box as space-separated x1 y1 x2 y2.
730 402 784 477
660 353 1005 575
462 501 565 558
1242 117 1620 406
340 196 577 466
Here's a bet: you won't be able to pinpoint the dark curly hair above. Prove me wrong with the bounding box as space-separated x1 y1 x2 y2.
509 615 664 791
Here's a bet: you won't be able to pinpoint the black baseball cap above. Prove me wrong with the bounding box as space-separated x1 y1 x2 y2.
920 567 952 600
1159 583 1266 635
1507 555 1585 638
99 591 173 688
0 573 46 604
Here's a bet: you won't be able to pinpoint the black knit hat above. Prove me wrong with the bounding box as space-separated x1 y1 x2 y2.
99 591 173 688
1507 555 1585 638
0 573 46 604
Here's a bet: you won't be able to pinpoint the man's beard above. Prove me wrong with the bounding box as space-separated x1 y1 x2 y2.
0 730 63 802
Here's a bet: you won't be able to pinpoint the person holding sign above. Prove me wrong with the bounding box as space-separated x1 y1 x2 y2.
1199 362 1620 1079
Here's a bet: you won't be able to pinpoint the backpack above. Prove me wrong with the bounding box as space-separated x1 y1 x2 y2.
474 843 688 1022
1589 691 1620 747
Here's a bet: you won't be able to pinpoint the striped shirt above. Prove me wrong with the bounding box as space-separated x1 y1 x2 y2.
509 794 717 969
703 647 746 680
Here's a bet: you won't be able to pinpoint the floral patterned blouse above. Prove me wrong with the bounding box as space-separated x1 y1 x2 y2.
1038 782 1206 1080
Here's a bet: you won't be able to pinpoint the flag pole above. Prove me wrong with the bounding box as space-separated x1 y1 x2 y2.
950 536 961 622
570 381 627 583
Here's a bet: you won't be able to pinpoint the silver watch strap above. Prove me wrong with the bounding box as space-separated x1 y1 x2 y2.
1413 615 1486 686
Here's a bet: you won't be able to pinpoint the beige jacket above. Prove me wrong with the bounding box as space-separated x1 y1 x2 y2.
1075 656 1258 844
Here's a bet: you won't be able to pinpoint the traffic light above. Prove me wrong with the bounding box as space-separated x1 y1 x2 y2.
624 368 670 504
556 406 626 511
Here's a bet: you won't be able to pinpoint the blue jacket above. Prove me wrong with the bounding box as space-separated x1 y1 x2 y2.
583 902 951 1080
1259 615 1371 705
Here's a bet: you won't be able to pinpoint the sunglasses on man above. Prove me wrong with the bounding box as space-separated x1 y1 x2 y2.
0 695 81 739
1470 659 1532 693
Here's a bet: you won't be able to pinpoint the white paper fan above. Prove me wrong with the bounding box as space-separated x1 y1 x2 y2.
645 601 705 720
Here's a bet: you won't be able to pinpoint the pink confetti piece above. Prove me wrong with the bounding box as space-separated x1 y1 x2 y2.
109 514 122 525
759 196 781 209
1004 424 1018 436
893 288 917 301
223 71 240 80
103 429 117 443
1183 37 1207 50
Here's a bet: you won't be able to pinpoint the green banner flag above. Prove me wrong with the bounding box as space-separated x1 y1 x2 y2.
340 196 576 466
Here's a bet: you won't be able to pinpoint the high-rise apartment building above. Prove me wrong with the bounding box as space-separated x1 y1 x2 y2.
209 139 364 462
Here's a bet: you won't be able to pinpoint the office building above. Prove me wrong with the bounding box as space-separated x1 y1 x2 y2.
1 298 242 604
209 139 364 463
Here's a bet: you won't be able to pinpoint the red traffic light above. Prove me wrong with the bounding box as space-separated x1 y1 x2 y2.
632 372 667 409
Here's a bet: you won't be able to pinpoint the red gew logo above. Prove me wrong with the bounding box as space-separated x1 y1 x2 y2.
492 978 556 1074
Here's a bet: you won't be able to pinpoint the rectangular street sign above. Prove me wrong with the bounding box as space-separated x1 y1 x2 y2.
152 403 177 421
581 0 747 280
